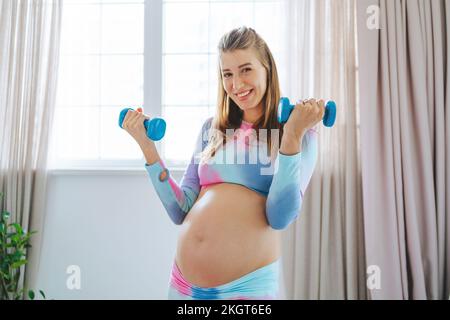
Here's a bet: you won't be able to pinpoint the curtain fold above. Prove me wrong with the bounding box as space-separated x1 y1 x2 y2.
0 0 63 298
279 0 366 299
357 0 450 299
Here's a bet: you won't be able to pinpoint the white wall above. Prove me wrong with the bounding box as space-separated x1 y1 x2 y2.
35 169 183 300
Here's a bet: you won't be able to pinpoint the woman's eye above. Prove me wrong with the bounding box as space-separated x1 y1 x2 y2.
223 68 251 79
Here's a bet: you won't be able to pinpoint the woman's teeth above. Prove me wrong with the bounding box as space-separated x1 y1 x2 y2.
237 90 252 97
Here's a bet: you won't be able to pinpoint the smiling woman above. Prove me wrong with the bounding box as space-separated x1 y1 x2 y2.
161 0 284 167
220 51 267 124
122 26 323 300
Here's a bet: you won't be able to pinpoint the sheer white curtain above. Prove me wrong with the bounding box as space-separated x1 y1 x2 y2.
278 0 366 299
0 0 62 297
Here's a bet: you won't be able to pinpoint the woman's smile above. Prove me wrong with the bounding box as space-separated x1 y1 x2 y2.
236 88 254 102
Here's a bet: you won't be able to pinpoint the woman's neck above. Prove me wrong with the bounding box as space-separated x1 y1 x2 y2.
242 105 263 124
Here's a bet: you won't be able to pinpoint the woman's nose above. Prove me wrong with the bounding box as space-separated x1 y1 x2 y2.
232 76 244 91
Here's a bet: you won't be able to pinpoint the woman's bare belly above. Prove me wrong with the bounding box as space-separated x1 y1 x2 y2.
175 183 281 288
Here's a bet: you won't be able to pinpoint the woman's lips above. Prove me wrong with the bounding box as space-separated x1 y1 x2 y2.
236 89 253 101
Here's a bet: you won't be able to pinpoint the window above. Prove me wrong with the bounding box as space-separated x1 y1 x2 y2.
50 0 283 169
51 0 144 169
162 0 283 167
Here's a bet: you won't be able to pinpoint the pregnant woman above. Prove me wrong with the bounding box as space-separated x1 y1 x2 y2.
122 26 325 300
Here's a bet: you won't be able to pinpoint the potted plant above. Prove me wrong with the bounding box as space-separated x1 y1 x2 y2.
0 192 45 300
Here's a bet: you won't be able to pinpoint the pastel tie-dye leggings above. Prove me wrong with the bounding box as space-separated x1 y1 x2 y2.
167 260 280 300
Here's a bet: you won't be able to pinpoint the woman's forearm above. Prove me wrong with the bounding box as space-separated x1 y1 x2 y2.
279 131 305 155
137 137 161 165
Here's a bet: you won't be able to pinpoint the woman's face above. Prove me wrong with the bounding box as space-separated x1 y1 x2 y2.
220 49 267 116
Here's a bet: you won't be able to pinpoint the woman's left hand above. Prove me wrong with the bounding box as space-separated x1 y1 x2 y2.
283 98 325 141
279 98 324 155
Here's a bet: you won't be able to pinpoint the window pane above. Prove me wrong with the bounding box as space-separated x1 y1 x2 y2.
60 4 100 55
209 54 219 106
164 0 255 2
65 0 143 3
56 55 100 107
207 106 216 118
163 54 209 106
162 107 210 163
163 2 208 54
54 0 284 166
55 1 144 166
254 1 283 51
100 55 143 106
208 2 254 53
101 4 144 54
100 107 143 159
164 0 208 2
53 107 100 160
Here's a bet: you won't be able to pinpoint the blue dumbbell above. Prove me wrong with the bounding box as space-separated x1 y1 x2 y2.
277 97 336 127
118 108 166 141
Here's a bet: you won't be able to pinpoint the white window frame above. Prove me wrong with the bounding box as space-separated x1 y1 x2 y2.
50 0 283 172
144 0 163 165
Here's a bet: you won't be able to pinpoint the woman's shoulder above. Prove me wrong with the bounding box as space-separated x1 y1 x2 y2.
198 117 214 151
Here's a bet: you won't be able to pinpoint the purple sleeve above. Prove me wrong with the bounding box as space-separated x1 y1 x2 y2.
144 117 213 225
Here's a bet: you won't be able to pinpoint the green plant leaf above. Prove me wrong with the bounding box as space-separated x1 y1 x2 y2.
11 259 27 269
11 250 24 261
2 211 10 220
11 223 23 235
0 208 39 301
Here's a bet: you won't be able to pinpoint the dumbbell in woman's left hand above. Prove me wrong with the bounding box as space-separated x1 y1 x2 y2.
283 99 325 141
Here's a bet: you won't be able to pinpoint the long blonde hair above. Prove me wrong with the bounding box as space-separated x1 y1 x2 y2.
201 26 284 163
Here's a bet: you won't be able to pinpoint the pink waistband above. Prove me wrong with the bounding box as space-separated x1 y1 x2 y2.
170 262 192 296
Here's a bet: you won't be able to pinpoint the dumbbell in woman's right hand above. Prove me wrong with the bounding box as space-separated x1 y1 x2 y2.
118 108 166 141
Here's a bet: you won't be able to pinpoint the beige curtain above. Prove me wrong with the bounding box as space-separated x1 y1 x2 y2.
357 0 450 299
279 0 366 299
0 0 62 297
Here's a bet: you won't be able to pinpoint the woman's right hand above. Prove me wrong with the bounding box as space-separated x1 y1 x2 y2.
122 107 151 144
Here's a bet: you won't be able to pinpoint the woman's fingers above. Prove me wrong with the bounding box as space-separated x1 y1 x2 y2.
129 111 144 128
124 109 141 129
137 107 151 120
301 98 324 123
122 110 131 128
292 98 327 125
318 99 325 119
124 111 136 128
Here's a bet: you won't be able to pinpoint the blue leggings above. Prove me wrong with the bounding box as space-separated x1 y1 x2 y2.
167 260 280 300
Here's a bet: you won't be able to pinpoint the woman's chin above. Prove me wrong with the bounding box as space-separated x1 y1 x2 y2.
236 101 258 111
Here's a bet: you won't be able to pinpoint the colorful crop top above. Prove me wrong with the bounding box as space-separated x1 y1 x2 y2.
144 117 318 230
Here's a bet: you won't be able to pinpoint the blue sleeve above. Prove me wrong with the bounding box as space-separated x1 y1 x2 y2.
144 117 213 225
265 129 318 230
